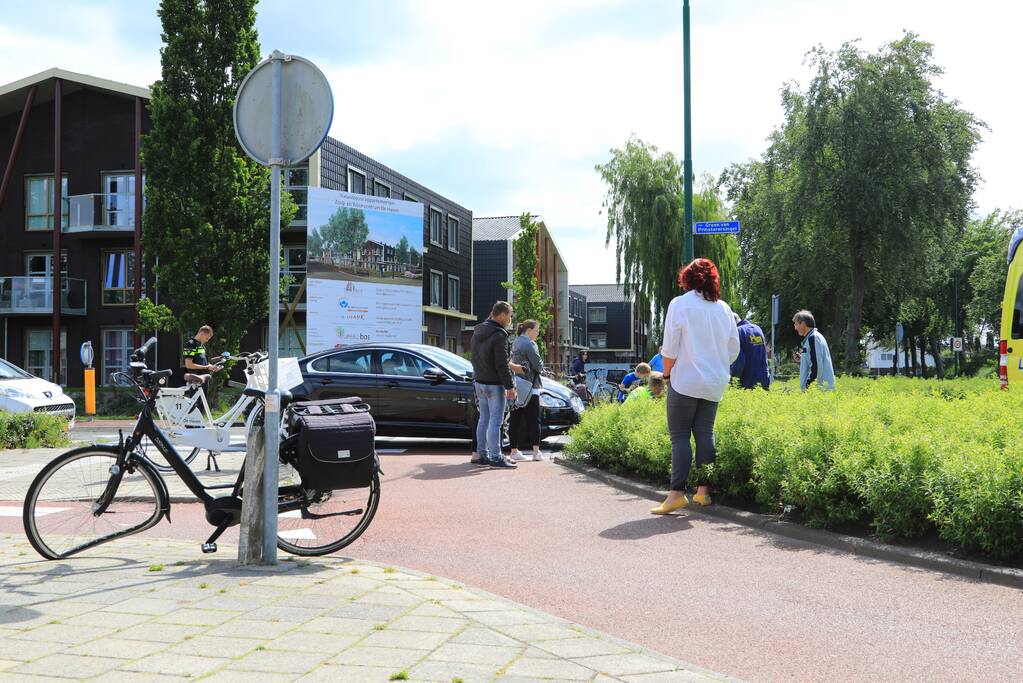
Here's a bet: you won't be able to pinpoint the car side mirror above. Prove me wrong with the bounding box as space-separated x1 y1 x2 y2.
423 368 447 384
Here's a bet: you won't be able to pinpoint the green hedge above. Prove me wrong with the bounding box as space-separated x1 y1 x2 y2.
0 412 72 449
565 377 1023 562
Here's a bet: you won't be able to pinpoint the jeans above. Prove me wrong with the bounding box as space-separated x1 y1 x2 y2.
474 383 506 461
666 386 719 491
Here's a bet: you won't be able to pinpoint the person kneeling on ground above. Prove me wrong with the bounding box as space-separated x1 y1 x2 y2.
617 362 652 402
626 372 665 402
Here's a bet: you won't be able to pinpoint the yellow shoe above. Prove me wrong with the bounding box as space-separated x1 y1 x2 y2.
692 493 712 507
650 497 688 515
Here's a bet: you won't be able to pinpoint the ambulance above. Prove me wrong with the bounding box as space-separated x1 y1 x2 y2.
999 226 1023 388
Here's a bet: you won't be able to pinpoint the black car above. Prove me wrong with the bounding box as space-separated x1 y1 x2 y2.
293 343 585 440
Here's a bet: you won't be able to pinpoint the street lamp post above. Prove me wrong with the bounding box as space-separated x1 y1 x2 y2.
682 0 694 265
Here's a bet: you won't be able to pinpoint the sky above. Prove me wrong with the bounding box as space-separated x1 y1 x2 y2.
1 0 1020 285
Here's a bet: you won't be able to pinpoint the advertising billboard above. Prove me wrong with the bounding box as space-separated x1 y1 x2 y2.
306 187 424 352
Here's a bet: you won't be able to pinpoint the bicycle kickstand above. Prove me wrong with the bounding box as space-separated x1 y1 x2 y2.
202 521 231 554
206 451 221 472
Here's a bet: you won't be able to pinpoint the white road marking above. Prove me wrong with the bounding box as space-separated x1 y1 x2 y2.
278 528 316 540
0 505 67 517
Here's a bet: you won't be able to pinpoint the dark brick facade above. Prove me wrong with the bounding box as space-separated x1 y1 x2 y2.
471 240 508 322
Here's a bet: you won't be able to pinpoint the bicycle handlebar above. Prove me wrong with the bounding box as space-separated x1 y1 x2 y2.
131 337 158 361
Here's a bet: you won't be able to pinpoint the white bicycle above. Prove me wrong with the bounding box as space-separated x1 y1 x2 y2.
139 351 269 473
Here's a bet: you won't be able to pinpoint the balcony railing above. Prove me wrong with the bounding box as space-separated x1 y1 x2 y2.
0 277 87 315
64 193 141 234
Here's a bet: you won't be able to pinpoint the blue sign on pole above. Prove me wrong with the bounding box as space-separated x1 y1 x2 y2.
771 294 780 326
694 220 740 235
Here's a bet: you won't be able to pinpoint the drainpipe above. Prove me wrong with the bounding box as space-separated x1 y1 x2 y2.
52 78 62 385
133 96 144 348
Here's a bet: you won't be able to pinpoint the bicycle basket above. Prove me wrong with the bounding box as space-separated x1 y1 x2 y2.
286 398 377 490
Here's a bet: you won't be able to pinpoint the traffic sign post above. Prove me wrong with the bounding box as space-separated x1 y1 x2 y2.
770 294 780 378
895 322 904 376
694 220 740 235
234 50 332 566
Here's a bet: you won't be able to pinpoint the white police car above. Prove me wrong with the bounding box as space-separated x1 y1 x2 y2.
0 358 76 426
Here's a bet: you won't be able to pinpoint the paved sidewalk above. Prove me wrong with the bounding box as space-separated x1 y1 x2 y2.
0 535 728 682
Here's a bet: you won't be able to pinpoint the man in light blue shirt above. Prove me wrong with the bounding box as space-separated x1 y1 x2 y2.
793 310 835 391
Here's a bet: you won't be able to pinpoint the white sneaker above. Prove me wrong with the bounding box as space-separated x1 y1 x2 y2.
532 452 545 461
509 451 528 462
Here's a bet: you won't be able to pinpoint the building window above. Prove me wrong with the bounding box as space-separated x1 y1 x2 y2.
446 216 459 253
430 270 443 308
101 250 136 306
102 328 133 385
26 329 67 384
102 173 139 227
447 337 457 353
589 307 607 324
347 167 366 194
426 334 441 348
447 275 460 310
429 209 444 246
403 192 418 203
286 166 308 223
25 175 68 231
282 246 306 306
589 333 607 349
373 180 391 198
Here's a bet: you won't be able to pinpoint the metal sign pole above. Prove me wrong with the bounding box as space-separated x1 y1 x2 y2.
261 53 283 564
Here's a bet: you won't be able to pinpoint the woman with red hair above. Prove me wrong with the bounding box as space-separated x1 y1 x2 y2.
651 258 740 515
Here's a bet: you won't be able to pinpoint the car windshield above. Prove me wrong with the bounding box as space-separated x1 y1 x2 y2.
415 346 473 376
0 358 33 380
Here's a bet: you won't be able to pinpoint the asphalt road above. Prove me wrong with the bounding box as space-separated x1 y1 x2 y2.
3 442 1022 682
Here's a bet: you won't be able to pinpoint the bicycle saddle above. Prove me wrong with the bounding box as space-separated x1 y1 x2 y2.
183 373 210 384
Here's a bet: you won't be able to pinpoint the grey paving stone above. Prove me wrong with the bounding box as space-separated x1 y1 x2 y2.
470 609 553 627
496 622 588 642
265 630 359 654
205 671 301 683
441 598 515 612
65 636 168 659
242 606 326 622
227 648 330 674
505 656 596 680
326 603 408 621
0 659 20 672
298 616 378 635
119 652 230 677
330 645 426 668
102 597 183 616
63 610 153 629
427 642 523 666
359 628 450 650
622 672 729 682
354 590 421 607
296 664 399 682
0 636 65 661
114 621 200 643
407 602 465 619
206 618 296 639
534 637 633 659
155 608 238 626
575 653 680 677
12 653 123 678
166 634 261 658
8 623 115 644
450 627 521 647
388 615 468 634
409 658 502 682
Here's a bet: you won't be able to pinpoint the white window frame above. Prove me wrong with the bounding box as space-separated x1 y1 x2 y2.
347 166 367 195
372 179 391 198
589 306 607 324
429 208 444 247
429 270 444 308
446 214 459 253
101 249 136 307
101 327 134 385
25 174 69 231
447 275 460 311
402 192 418 203
285 165 309 225
589 333 607 349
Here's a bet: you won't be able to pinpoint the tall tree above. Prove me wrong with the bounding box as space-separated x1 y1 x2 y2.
723 34 983 368
395 235 410 265
142 0 295 357
502 213 554 358
320 207 369 257
596 139 739 324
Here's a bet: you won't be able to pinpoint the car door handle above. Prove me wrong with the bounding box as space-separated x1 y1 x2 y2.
455 398 469 404
385 380 400 388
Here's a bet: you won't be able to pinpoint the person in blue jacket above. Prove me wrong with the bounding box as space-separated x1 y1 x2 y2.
730 313 771 390
648 348 663 373
793 310 835 391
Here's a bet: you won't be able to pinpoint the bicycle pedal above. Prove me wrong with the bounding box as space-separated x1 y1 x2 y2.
201 542 218 554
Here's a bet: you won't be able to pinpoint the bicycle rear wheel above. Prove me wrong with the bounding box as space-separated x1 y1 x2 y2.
276 462 380 557
23 447 166 560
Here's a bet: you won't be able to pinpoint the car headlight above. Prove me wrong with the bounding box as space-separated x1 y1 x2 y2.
0 386 35 399
570 396 585 413
539 393 568 408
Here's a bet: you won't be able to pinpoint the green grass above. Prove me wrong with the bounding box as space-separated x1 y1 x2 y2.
567 376 1023 562
389 672 409 681
148 563 165 572
0 412 71 450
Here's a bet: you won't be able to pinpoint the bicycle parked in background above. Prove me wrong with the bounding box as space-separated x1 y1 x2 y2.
22 338 379 560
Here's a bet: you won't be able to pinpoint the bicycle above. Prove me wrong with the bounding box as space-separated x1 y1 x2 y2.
143 351 269 473
22 337 380 560
586 368 617 404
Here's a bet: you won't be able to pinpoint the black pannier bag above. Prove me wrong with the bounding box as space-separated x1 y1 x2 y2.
286 398 378 490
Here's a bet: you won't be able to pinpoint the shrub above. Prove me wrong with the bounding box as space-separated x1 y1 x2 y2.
0 412 71 449
567 376 1023 562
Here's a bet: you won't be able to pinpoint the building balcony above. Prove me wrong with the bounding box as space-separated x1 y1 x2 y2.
63 193 140 236
0 277 87 315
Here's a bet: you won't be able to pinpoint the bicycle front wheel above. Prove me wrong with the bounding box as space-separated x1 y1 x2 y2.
23 447 166 560
276 468 380 557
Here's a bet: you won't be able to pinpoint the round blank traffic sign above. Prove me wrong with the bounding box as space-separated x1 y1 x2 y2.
234 52 333 166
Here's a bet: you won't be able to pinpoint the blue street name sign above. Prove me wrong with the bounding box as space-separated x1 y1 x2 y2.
694 220 740 235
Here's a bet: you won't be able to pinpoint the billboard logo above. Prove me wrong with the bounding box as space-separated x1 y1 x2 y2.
339 300 349 309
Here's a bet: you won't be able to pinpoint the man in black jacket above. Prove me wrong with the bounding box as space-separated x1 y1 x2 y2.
471 301 518 468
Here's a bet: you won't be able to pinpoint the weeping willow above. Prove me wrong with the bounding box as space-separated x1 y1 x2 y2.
596 137 740 327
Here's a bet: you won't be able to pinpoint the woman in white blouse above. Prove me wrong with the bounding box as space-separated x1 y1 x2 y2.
651 259 740 515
